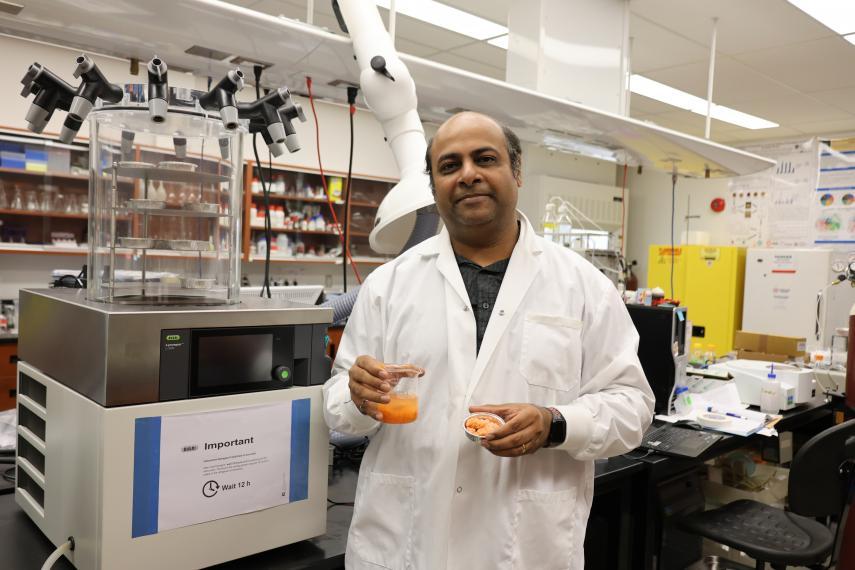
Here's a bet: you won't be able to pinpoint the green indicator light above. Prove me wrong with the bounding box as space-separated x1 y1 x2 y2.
166 334 181 341
281 370 290 379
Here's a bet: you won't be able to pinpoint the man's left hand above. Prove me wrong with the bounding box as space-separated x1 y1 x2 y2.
469 404 552 457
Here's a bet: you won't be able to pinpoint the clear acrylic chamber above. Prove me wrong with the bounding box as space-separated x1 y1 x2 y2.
87 92 244 304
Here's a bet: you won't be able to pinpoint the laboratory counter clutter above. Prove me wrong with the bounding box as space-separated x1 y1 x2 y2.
2 2 855 570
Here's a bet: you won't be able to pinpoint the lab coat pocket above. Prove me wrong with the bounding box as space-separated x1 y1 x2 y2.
520 313 582 391
348 472 415 569
511 488 578 570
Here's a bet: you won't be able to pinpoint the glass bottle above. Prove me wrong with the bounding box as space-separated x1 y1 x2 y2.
10 186 22 210
542 202 557 241
557 202 573 247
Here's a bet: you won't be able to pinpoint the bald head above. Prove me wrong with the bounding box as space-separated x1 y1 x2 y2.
425 112 522 190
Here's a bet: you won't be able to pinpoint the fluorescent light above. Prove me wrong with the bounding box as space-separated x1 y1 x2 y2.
375 0 507 41
787 0 855 35
630 74 778 130
487 34 509 49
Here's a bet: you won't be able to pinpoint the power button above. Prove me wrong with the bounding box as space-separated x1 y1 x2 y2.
272 365 293 387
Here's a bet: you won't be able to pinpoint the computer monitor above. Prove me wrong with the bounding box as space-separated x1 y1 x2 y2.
626 304 688 414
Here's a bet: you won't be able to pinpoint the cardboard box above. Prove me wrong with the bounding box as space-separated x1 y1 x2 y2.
737 349 790 363
704 463 789 509
734 331 806 362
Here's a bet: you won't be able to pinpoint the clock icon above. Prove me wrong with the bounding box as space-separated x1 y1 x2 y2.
202 480 219 498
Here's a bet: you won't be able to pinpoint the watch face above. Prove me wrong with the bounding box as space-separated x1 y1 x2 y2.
832 261 846 273
849 261 855 274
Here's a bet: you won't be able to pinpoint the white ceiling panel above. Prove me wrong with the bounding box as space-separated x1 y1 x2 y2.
630 94 689 115
735 90 852 124
631 0 833 55
395 37 439 58
448 40 508 69
786 118 855 138
438 0 510 26
810 86 855 116
429 51 504 80
390 12 475 52
640 110 743 140
735 36 855 93
629 14 710 73
641 58 796 106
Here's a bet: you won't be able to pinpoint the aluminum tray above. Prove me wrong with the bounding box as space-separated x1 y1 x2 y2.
180 276 216 289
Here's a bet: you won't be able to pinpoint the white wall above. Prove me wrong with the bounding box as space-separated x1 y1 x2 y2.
625 169 731 287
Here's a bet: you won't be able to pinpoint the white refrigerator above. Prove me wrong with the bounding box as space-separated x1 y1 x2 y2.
742 248 855 351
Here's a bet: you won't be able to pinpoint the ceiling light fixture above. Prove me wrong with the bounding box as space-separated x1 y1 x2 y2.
630 74 778 130
787 0 855 35
375 0 506 41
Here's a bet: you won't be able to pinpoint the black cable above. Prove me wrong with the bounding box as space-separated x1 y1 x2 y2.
2 466 14 482
327 498 355 508
343 88 358 292
252 65 272 298
671 173 677 300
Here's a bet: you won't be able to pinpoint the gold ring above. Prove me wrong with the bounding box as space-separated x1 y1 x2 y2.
521 442 527 455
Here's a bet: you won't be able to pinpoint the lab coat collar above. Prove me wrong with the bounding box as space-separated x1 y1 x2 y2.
418 210 543 258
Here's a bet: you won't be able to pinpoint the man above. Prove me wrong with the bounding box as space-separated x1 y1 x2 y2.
323 112 654 569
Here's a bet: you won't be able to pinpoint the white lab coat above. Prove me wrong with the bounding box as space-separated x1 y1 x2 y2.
323 212 654 570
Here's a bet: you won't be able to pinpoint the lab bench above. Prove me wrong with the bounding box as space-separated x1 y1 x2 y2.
0 399 837 570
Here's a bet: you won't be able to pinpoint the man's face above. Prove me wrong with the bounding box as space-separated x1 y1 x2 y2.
430 114 521 230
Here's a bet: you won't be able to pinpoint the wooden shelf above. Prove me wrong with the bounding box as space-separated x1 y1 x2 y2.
250 226 340 236
0 244 87 256
0 167 89 182
250 193 380 208
251 193 337 205
245 255 389 265
0 208 88 219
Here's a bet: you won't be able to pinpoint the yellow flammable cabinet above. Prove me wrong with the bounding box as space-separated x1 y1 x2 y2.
648 245 746 355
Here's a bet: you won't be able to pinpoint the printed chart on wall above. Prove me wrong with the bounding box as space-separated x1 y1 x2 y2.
728 139 819 247
815 139 855 247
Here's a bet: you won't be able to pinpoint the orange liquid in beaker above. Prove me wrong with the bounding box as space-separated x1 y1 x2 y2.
376 393 418 424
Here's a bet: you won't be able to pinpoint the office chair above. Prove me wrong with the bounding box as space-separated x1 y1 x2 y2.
677 419 855 570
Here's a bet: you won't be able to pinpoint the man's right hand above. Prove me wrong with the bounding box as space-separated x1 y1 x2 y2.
349 355 392 422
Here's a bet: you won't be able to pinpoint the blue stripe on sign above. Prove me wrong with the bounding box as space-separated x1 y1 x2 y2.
289 398 311 502
132 416 162 538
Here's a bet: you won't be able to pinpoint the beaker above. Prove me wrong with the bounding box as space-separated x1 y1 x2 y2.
376 364 424 424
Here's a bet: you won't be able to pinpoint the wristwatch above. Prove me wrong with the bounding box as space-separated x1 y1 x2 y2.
545 407 567 448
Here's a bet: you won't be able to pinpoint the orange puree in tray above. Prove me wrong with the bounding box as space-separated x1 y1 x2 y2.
465 415 502 437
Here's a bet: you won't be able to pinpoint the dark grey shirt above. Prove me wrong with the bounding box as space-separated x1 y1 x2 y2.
455 255 510 354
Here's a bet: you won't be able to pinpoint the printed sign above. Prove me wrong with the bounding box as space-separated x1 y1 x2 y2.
131 400 310 537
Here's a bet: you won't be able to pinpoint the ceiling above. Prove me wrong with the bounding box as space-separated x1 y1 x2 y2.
228 0 855 145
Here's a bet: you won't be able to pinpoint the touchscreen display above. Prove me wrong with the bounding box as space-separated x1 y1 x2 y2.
196 333 273 387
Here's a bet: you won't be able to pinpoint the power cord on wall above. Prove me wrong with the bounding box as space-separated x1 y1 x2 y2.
343 86 358 292
252 65 273 298
305 76 363 285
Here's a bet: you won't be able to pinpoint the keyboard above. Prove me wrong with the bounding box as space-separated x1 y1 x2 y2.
641 423 724 458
